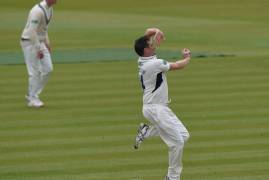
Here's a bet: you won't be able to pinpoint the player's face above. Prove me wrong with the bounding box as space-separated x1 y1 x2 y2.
47 0 57 6
144 47 155 57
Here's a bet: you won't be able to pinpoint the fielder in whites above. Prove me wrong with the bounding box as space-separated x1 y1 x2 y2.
20 0 57 107
134 28 191 180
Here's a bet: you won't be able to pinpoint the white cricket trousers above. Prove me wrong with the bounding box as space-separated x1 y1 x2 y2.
20 41 53 99
143 104 190 180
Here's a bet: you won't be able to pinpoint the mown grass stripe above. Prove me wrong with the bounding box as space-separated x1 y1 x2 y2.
0 114 267 131
1 138 268 158
1 146 267 165
0 129 267 148
0 160 268 178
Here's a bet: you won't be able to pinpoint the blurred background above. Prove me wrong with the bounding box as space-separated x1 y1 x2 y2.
0 0 269 180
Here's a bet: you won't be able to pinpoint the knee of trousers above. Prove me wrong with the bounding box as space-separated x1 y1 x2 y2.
170 132 190 149
28 72 39 77
42 66 53 76
183 131 190 143
169 140 185 151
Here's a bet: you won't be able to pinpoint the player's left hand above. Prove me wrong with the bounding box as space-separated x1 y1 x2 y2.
182 48 191 59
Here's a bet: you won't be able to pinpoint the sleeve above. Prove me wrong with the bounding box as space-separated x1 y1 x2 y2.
157 59 170 72
28 10 43 50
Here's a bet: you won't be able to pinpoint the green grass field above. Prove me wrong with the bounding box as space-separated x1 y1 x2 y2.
0 0 269 179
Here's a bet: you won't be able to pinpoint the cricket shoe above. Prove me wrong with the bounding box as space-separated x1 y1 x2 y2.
134 123 149 149
25 94 31 102
25 94 40 102
164 176 171 180
27 98 44 108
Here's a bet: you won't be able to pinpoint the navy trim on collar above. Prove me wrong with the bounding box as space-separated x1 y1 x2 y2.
38 3 51 25
140 55 157 60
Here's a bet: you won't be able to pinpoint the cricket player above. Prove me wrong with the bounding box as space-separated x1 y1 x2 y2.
134 28 191 180
20 0 57 107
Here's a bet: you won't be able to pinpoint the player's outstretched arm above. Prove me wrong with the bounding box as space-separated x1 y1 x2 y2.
169 48 191 70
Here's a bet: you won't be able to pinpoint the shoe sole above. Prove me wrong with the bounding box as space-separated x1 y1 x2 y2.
28 105 44 108
27 103 45 108
134 123 146 149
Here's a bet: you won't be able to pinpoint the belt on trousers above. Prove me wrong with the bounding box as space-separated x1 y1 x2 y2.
21 38 31 41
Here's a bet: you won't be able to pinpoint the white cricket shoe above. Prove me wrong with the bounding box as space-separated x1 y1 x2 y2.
27 98 44 108
134 123 149 149
25 95 30 101
165 176 171 180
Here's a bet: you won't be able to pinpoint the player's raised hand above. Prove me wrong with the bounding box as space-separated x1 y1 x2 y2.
145 28 165 48
182 48 191 59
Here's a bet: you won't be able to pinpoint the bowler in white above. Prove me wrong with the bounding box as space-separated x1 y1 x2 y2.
134 28 191 180
20 0 57 107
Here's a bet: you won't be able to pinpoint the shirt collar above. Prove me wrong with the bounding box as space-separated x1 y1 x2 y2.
40 0 50 10
139 55 157 61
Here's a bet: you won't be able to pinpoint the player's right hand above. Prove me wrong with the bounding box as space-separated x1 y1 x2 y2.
145 28 165 48
37 50 44 59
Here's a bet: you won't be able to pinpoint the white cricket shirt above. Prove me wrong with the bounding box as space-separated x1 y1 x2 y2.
138 55 170 105
21 0 53 50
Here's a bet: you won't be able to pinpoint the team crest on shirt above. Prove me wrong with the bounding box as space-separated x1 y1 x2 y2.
140 69 146 75
31 20 38 24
